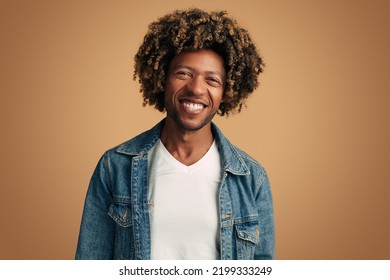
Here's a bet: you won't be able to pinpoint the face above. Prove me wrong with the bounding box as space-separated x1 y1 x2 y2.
164 49 226 132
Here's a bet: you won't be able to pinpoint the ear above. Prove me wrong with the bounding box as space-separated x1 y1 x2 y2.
221 91 227 102
158 80 166 93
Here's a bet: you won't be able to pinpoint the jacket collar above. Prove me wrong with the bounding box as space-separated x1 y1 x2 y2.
116 120 164 157
211 122 250 176
116 119 249 175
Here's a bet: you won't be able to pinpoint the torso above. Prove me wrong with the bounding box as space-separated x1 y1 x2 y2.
148 139 222 259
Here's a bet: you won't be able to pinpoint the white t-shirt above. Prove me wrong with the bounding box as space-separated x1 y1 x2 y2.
147 139 221 259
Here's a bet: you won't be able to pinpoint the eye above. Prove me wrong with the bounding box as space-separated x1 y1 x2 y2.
175 71 191 79
206 77 221 86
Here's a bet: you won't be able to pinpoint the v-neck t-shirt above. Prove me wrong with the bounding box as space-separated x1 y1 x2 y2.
147 139 222 259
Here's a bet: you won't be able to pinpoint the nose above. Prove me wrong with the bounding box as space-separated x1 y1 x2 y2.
186 75 207 96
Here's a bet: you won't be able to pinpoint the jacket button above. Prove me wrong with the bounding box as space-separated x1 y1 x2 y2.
224 213 231 219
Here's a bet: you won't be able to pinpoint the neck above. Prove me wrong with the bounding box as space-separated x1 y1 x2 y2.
160 118 214 166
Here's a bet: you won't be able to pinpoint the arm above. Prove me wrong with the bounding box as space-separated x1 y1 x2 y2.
75 153 116 259
254 171 275 259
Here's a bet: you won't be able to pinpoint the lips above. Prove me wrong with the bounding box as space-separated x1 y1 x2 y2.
182 102 204 111
179 99 207 112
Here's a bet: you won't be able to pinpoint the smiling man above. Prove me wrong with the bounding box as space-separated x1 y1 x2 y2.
76 8 274 260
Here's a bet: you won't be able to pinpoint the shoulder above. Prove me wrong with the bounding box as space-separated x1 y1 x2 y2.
233 144 268 177
104 121 164 158
212 122 268 178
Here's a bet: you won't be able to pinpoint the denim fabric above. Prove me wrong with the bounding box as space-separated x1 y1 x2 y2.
75 119 275 259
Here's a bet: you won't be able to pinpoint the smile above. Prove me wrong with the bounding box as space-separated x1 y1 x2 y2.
181 101 205 111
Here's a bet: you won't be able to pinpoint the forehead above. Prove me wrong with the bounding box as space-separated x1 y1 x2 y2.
169 49 226 75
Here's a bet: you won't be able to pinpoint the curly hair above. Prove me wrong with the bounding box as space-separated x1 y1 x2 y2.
133 8 264 116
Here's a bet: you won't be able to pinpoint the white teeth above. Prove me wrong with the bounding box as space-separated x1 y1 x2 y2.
183 102 203 111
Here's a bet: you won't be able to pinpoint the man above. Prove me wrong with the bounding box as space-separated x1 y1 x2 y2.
76 8 274 260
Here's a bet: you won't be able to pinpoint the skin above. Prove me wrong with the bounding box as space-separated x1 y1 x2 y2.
160 49 226 166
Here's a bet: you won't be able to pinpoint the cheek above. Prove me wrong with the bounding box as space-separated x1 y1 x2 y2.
163 85 177 109
164 79 178 96
213 90 224 104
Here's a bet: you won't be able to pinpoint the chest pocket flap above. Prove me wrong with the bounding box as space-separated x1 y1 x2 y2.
235 221 260 244
108 197 133 227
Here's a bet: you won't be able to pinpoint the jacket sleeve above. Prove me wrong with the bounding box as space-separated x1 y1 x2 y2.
254 170 275 259
75 152 116 259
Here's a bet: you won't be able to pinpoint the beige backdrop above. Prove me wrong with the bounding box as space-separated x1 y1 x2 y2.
0 0 389 259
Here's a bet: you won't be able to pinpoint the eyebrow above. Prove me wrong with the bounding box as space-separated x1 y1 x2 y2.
172 64 226 79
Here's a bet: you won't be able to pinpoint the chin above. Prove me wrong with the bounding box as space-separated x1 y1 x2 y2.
175 117 210 132
178 121 207 132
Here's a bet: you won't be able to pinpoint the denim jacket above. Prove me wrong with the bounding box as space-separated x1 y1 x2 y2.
75 120 275 259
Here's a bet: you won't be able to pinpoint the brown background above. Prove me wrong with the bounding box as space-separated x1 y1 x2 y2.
1 0 389 259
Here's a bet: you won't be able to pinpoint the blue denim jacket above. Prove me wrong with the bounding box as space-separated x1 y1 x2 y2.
75 120 275 259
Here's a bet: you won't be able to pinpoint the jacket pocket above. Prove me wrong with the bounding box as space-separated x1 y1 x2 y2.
235 220 260 259
107 197 135 259
108 197 133 227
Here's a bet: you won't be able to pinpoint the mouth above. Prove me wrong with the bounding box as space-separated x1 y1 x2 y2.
179 100 207 112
